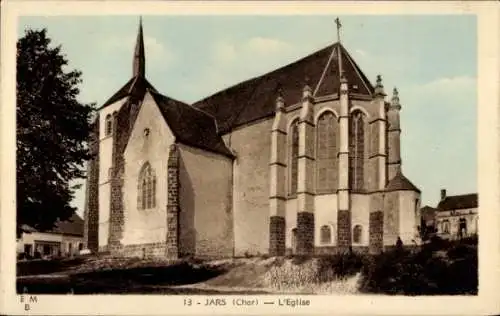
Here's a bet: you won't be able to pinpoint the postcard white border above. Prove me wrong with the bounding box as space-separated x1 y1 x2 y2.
1 1 499 315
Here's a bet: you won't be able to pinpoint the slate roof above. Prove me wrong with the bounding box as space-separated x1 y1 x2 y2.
193 42 375 134
99 75 158 110
21 213 84 237
150 91 234 158
385 171 421 193
437 193 478 211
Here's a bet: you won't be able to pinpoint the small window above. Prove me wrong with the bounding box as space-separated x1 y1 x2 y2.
320 225 332 244
108 167 113 180
353 225 363 243
105 114 113 136
144 128 150 137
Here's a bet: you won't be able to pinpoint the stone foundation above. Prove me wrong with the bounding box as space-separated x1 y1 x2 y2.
337 210 351 250
296 212 314 255
285 246 369 256
121 242 168 259
369 211 384 254
269 216 286 256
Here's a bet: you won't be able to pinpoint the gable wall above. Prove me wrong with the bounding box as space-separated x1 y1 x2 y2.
121 93 175 246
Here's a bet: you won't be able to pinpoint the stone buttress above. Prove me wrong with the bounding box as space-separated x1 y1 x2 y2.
269 89 287 256
296 81 316 255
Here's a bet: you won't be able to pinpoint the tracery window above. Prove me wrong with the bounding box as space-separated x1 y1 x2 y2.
349 111 365 191
316 111 338 192
289 119 299 195
138 162 156 210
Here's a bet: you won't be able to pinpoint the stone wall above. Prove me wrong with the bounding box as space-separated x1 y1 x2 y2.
84 118 100 252
269 216 286 256
166 144 179 259
121 92 173 247
224 119 273 256
178 144 234 258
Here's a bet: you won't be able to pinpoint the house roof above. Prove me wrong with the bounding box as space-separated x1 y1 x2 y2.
192 42 375 134
385 171 421 193
437 193 478 211
150 90 234 158
21 213 84 237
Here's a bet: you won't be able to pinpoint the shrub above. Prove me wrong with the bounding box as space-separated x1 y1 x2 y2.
359 241 478 295
315 252 366 284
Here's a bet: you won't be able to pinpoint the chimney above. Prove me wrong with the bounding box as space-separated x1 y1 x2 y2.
440 189 447 200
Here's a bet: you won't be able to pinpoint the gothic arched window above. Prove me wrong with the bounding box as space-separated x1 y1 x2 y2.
349 111 365 191
316 111 338 192
289 119 300 195
105 114 113 136
353 225 363 243
320 225 332 244
138 162 156 210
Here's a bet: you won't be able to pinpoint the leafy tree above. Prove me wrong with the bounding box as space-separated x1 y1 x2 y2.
17 28 94 237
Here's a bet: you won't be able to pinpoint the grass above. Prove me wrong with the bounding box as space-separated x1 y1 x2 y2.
17 237 478 295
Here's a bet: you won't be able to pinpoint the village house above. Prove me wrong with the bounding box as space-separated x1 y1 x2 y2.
434 189 478 239
83 19 422 259
17 213 84 259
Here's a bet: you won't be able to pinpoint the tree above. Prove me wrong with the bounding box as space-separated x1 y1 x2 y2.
17 28 94 237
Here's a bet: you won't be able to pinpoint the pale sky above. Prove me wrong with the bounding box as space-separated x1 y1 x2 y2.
17 15 477 217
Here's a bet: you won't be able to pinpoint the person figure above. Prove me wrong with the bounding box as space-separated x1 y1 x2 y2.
396 237 403 249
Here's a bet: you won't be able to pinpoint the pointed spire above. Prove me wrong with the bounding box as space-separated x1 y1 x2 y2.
391 87 401 110
133 16 145 78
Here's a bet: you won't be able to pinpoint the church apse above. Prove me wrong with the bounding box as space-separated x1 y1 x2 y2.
84 17 421 259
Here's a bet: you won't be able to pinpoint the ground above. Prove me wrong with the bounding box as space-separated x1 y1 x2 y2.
16 256 361 294
16 237 478 295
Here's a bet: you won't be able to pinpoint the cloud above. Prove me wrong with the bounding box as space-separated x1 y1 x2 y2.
211 37 292 64
212 41 238 63
354 49 368 57
244 37 292 55
101 35 174 66
188 37 295 97
416 75 475 96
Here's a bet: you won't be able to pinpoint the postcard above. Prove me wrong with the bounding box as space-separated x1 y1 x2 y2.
1 1 499 315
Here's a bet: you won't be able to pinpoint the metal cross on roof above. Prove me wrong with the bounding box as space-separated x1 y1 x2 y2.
335 17 342 43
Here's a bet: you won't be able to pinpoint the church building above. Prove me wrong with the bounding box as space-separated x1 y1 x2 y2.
83 19 422 258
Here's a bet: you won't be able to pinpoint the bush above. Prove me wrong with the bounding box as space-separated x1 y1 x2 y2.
317 252 365 281
359 241 478 295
